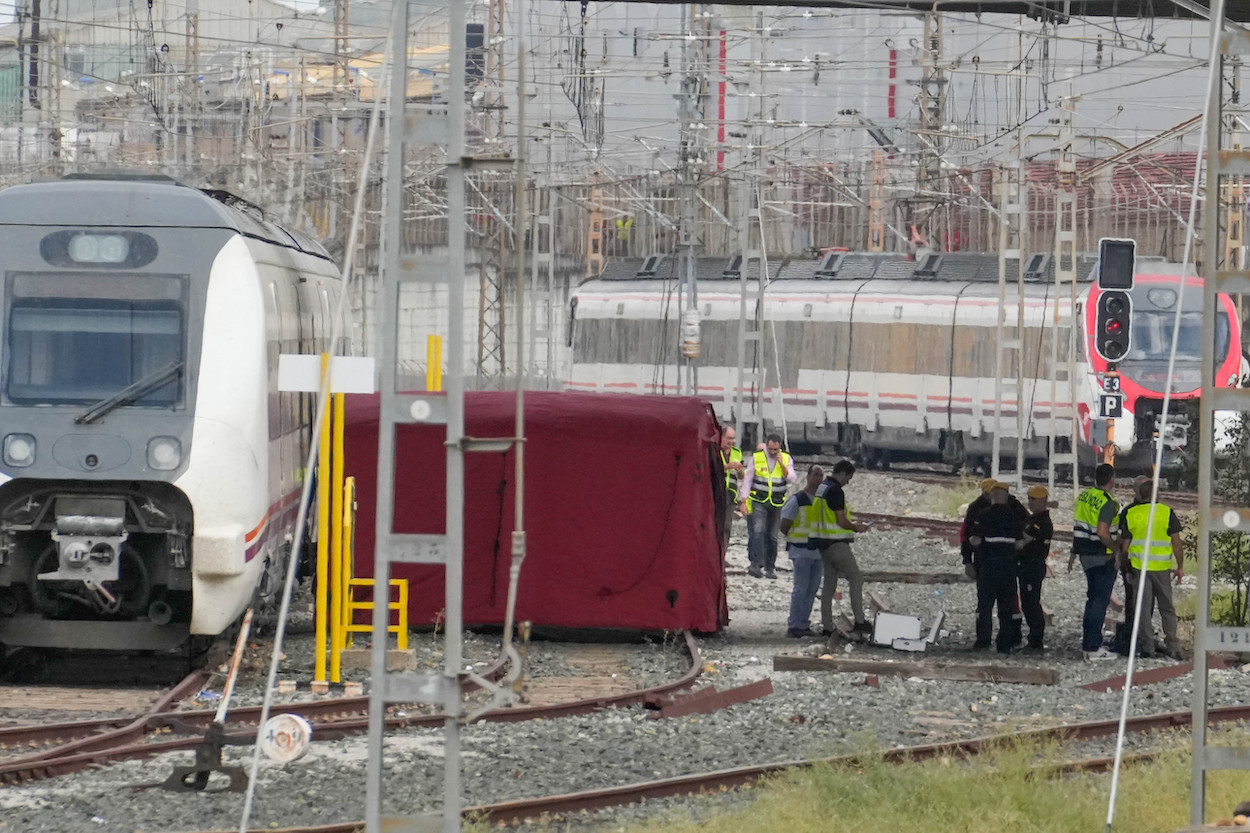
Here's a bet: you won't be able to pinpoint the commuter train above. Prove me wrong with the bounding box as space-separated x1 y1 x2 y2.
566 251 1242 476
0 175 342 653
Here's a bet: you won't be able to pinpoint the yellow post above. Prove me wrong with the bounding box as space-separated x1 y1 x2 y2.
340 476 356 652
315 354 331 682
329 392 345 683
427 334 443 392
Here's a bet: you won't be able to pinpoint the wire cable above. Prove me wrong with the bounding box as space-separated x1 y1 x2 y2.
1102 6 1220 830
235 19 393 833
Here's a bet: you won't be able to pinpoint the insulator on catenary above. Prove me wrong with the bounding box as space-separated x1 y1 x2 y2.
680 308 701 359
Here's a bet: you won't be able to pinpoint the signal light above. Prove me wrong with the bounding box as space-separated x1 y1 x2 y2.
1098 238 1136 290
1095 289 1132 362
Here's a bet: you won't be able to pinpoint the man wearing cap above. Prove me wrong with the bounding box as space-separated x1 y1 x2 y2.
961 477 1029 579
1069 463 1120 661
968 481 1025 652
1016 485 1053 654
1116 476 1185 660
959 478 996 579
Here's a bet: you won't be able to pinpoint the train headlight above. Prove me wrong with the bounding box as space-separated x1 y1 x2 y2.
2 434 35 467
68 233 129 264
147 436 181 471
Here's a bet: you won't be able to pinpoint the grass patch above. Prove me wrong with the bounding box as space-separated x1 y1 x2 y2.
923 475 981 519
574 731 1250 833
1175 586 1242 623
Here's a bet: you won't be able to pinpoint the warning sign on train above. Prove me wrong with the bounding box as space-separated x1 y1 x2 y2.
1098 393 1124 419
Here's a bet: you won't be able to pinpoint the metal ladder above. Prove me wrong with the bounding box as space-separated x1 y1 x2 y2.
1193 8 1250 825
992 161 1026 487
365 3 516 830
1049 94 1080 496
527 173 557 388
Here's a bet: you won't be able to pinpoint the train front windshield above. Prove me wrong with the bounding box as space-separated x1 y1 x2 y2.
1121 309 1230 392
5 273 185 407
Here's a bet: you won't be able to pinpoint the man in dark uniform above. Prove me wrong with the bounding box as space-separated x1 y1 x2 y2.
1016 484 1053 654
961 478 1029 577
960 478 995 579
968 481 1025 653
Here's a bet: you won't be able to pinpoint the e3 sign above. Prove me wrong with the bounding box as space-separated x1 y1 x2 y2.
1095 238 1135 362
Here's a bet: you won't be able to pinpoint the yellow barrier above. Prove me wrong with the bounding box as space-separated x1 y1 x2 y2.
343 577 410 652
315 355 332 682
330 475 410 680
427 334 443 392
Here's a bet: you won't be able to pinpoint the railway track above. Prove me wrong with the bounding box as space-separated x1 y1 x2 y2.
858 463 1200 511
173 700 1239 833
0 632 703 786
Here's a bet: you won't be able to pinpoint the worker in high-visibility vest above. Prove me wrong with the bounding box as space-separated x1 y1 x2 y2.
1069 463 1121 661
779 465 824 638
614 216 633 255
812 458 873 636
738 433 796 579
1115 476 1185 661
719 425 745 554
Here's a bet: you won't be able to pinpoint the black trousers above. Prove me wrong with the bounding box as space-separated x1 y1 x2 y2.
975 556 1021 650
1017 557 1046 648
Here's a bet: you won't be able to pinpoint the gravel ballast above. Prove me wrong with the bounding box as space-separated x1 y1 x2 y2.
0 470 1241 833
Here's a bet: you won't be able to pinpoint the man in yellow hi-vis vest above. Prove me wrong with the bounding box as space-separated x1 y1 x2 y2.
1116 476 1185 660
719 426 745 554
738 433 796 579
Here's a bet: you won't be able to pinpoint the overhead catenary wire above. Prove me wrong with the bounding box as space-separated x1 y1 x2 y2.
1101 2 1221 829
235 17 393 833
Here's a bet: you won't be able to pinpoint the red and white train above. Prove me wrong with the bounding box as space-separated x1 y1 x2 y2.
567 251 1242 476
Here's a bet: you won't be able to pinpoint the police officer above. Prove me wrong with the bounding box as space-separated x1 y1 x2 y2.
968 481 1024 653
719 426 745 554
1117 476 1185 660
1016 485 1053 654
738 433 796 579
1069 463 1120 661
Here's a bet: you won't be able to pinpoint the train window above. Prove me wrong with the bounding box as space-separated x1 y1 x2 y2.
7 300 183 406
6 274 185 407
1125 310 1229 363
40 231 159 269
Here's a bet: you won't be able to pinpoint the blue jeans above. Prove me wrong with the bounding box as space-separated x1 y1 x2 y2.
787 551 823 632
748 502 782 572
1082 560 1118 652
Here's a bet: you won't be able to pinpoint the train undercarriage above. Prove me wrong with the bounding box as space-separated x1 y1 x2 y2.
0 480 195 650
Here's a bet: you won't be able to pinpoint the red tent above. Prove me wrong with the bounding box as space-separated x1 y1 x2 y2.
342 390 728 633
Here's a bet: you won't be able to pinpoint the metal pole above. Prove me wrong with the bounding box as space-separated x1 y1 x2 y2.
365 4 407 830
443 3 468 829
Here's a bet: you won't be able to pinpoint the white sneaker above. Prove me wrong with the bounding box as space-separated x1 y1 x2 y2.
1084 647 1118 661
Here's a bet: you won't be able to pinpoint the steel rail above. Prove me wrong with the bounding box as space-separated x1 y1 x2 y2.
0 670 209 758
0 641 518 759
0 632 703 785
178 702 1250 832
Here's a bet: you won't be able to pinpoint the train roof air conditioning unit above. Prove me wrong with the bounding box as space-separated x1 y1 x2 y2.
636 254 666 278
913 253 941 277
1024 253 1052 280
815 251 844 278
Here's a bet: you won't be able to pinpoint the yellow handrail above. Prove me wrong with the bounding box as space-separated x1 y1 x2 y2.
330 475 409 681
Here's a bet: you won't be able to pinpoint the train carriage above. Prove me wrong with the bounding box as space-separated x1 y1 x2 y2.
0 175 343 652
568 251 1243 476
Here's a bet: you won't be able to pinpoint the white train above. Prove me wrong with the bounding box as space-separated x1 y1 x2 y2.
567 251 1243 476
0 175 343 652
